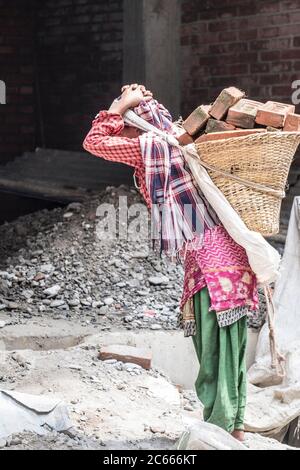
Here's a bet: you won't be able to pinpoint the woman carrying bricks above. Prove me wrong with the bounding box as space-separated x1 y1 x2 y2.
83 84 259 441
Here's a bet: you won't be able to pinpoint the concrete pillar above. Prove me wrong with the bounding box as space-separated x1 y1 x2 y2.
123 0 181 118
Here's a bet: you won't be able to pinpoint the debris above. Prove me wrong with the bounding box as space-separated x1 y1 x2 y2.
150 324 162 330
104 297 114 306
44 285 61 298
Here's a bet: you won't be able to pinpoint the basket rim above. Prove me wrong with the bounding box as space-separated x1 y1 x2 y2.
195 130 300 147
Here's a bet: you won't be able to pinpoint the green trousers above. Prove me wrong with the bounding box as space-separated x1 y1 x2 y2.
192 287 247 433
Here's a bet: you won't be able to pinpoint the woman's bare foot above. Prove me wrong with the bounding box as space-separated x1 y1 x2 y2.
231 429 245 442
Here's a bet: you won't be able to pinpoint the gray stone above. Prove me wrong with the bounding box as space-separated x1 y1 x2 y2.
104 297 114 306
6 301 20 310
67 202 82 213
148 276 169 286
44 285 61 298
40 264 55 274
151 324 162 330
99 306 109 315
50 299 66 308
68 299 80 307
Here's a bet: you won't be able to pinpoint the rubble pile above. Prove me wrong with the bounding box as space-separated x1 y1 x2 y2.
0 185 183 331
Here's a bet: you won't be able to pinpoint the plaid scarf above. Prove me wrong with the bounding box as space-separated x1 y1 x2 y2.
134 100 220 255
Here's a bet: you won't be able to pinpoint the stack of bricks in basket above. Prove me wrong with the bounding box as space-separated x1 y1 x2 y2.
177 86 300 146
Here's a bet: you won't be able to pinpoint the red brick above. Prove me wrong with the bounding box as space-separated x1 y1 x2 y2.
229 63 249 75
259 74 280 85
278 24 300 36
205 119 235 133
260 51 281 61
259 27 279 39
255 101 296 128
272 62 292 73
209 87 245 120
99 345 152 370
20 86 34 95
195 128 267 144
272 85 295 96
226 99 264 128
177 130 194 146
239 29 258 41
250 63 270 73
257 2 280 13
219 31 238 42
281 49 300 60
283 113 300 132
183 104 211 135
208 21 229 33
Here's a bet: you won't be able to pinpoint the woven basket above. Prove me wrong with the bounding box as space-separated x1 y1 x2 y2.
195 132 300 236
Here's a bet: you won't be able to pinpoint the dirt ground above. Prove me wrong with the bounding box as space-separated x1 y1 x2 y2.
0 186 294 450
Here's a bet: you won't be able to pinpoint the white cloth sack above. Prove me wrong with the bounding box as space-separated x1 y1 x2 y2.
246 197 300 433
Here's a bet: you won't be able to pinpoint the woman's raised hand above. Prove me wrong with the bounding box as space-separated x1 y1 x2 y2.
109 84 153 115
121 84 153 106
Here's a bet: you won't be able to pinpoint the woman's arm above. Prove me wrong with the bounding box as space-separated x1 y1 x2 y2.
83 84 153 167
83 111 141 167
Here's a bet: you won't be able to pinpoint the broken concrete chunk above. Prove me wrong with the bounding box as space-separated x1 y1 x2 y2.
99 344 152 370
209 87 245 120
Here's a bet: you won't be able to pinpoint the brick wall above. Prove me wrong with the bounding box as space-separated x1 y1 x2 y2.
0 0 36 164
36 0 123 151
181 0 300 119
